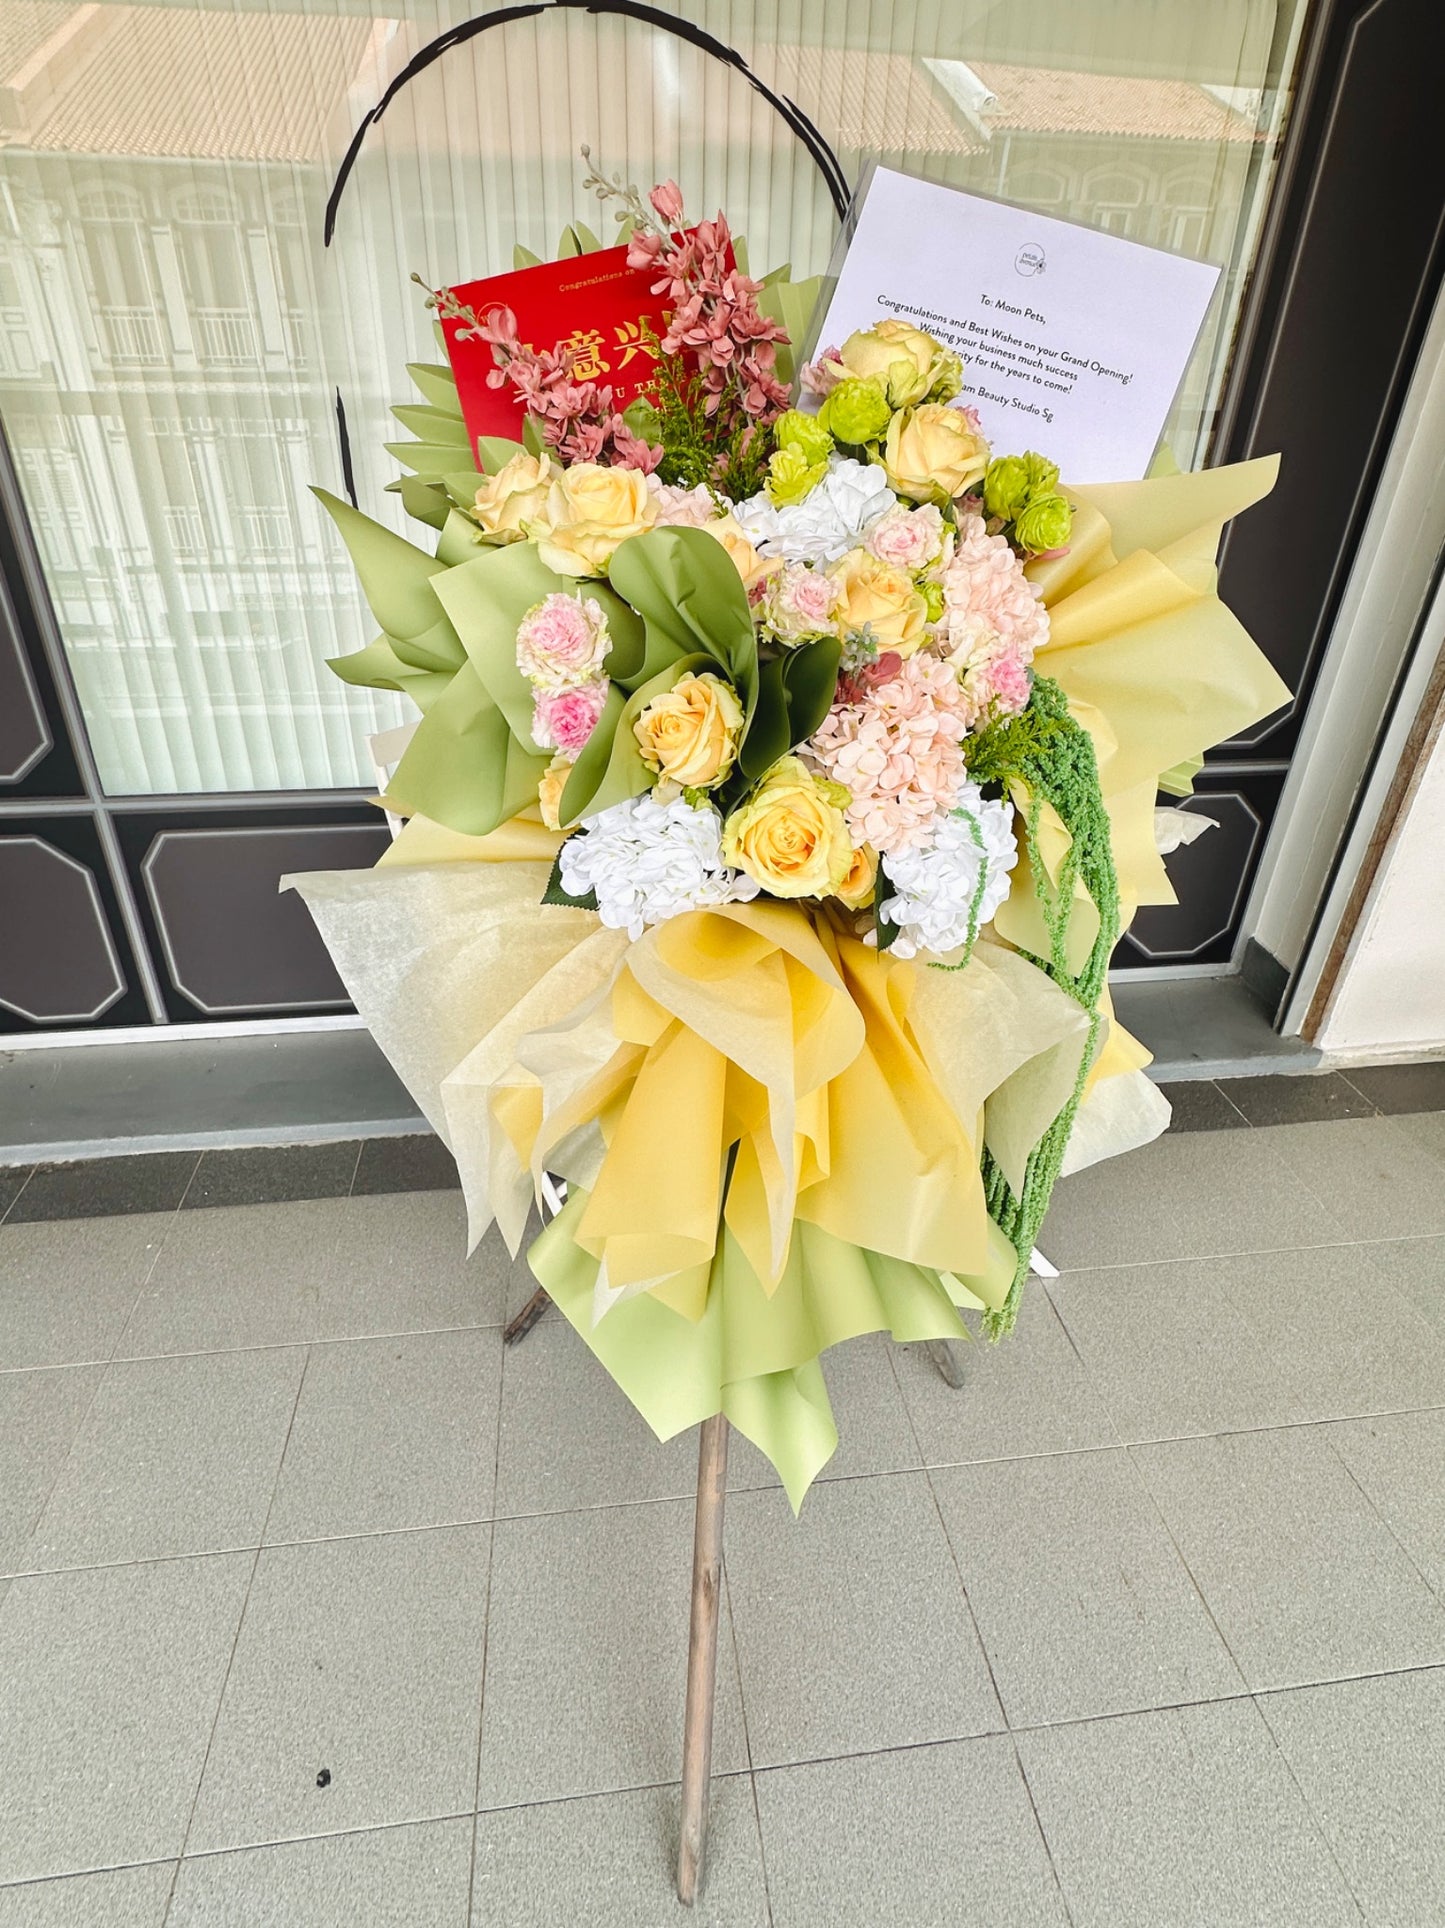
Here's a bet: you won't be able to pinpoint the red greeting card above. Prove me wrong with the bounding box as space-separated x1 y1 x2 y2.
440 245 674 460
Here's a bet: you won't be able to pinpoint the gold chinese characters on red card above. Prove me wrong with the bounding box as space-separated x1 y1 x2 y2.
440 246 672 460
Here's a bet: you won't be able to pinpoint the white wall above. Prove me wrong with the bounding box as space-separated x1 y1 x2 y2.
1244 292 1445 992
1316 635 1445 1057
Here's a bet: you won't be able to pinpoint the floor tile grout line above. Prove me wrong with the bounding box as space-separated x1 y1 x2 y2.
9 1391 1445 1586
160 1345 315 1924
720 1548 776 1928
1115 1440 1254 1696
1246 1688 1371 1924
1207 1078 1254 1128
108 1197 190 1367
464 1326 507 1923
1035 1284 1131 1453
1005 1734 1080 1927
12 1665 1445 1895
1030 1221 1445 1279
11 1355 116 1577
1320 1428 1445 1613
893 1345 1013 1734
897 1344 1082 1926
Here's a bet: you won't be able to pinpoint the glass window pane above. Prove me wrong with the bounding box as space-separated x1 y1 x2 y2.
0 0 1307 797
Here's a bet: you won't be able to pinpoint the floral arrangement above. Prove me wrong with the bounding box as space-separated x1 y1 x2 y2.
301 167 1289 1505
412 174 1083 973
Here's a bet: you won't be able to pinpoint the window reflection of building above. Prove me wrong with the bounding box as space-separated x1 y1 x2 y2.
0 2 1286 795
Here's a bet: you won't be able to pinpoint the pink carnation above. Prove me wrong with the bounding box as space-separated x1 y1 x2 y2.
805 654 973 854
515 592 610 689
762 561 840 643
532 679 608 754
864 503 945 571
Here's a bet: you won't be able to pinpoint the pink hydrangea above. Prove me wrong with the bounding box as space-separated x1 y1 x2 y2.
805 654 974 854
515 592 610 689
943 514 1048 652
532 679 608 754
938 514 1048 724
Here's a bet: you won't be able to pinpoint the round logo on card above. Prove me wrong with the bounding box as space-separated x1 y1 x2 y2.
1014 243 1046 277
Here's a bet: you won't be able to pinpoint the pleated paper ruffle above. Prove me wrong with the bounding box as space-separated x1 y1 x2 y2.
288 459 1289 1506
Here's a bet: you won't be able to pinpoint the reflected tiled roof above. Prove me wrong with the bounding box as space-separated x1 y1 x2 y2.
976 62 1264 143
1 11 1265 163
758 44 986 157
0 4 379 161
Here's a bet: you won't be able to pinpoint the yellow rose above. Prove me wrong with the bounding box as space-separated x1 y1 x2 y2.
633 672 745 789
721 756 853 899
535 463 657 576
472 450 559 542
883 404 990 504
837 318 944 408
537 755 572 831
829 548 929 658
700 513 778 594
836 844 878 910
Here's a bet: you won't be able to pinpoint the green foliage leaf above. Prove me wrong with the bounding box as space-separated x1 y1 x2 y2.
405 361 461 411
387 662 547 836
873 889 901 954
392 474 451 531
1157 753 1204 799
739 656 791 781
391 403 471 446
780 637 842 744
513 243 543 270
435 509 483 568
755 272 825 388
442 470 487 509
386 439 479 475
326 638 453 715
475 437 528 475
431 541 570 744
606 527 756 710
542 847 599 910
311 488 464 670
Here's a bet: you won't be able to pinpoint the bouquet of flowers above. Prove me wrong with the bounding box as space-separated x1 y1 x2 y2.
297 168 1288 1504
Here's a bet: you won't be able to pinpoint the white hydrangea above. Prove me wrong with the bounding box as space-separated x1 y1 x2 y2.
878 784 1017 960
558 793 759 940
734 457 896 564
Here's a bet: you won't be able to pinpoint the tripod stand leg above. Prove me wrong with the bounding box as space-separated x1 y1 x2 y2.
677 1413 730 1905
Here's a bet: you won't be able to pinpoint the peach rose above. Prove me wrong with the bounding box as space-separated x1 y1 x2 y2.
829 548 929 657
633 672 744 789
536 463 657 576
721 756 853 899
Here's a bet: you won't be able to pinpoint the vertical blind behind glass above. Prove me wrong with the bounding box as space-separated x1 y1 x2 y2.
0 0 1305 796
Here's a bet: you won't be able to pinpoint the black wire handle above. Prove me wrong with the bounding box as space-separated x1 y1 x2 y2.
323 0 851 246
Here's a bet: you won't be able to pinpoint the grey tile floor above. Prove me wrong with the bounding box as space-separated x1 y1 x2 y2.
2 1111 1444 1924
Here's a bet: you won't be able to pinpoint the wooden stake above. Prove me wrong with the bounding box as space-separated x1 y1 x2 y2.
677 1412 730 1905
